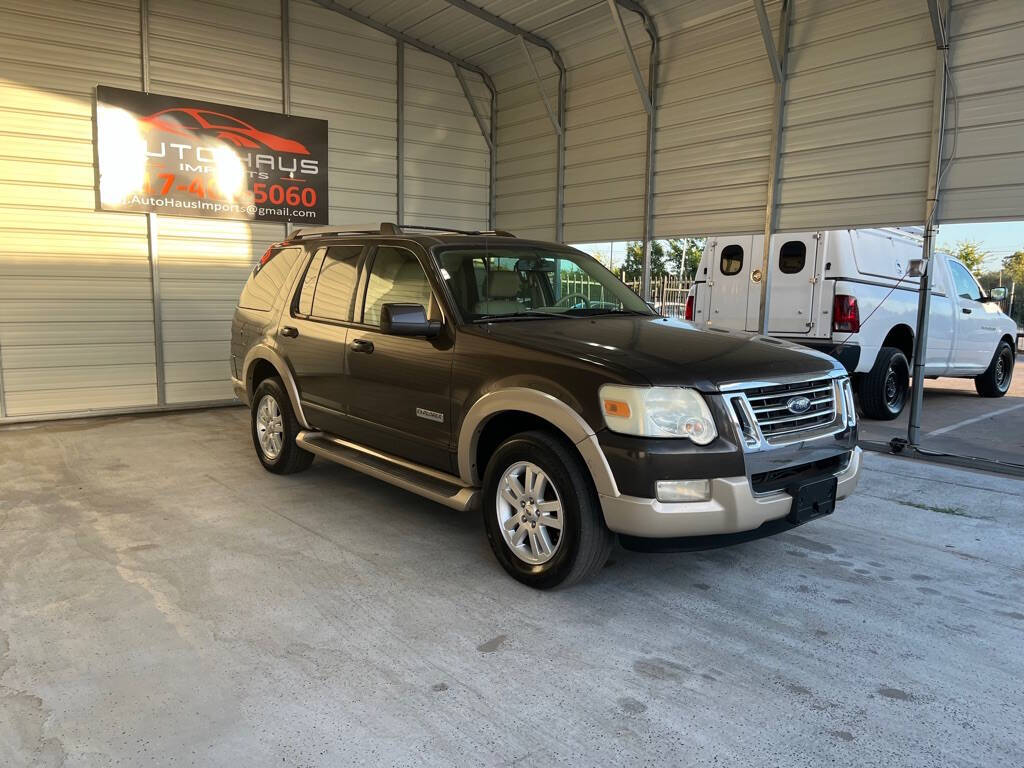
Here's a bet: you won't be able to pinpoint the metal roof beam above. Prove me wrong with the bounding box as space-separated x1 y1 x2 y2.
518 36 562 135
311 0 496 94
440 0 566 241
753 0 784 84
452 63 494 152
607 0 652 115
926 0 947 48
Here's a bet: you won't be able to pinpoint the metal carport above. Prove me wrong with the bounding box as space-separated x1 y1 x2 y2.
0 0 1022 431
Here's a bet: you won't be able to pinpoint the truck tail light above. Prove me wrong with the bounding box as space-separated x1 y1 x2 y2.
684 294 695 321
259 247 276 267
832 295 860 333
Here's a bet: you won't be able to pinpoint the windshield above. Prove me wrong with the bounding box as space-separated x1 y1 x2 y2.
435 246 656 322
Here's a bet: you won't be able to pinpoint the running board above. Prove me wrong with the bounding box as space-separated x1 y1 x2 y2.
295 431 479 511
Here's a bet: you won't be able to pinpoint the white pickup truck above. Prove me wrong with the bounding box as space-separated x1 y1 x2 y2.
684 228 1017 419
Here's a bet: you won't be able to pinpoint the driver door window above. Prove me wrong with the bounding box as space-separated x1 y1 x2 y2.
949 260 982 302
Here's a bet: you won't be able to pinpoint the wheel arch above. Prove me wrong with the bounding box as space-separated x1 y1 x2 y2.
881 323 915 361
1000 333 1017 358
458 389 618 497
243 344 310 429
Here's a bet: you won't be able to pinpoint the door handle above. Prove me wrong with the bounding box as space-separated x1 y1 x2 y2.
352 338 374 354
280 325 299 338
962 307 972 315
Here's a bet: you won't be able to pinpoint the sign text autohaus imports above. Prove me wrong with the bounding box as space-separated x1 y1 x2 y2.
95 86 328 224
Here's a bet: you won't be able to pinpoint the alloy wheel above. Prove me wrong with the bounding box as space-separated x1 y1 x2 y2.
495 461 564 565
256 394 284 460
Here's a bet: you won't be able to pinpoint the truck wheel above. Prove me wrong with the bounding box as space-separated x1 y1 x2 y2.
859 347 909 420
481 430 613 589
250 377 314 474
974 341 1014 398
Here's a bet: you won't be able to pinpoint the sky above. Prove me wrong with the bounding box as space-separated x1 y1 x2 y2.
574 220 1024 273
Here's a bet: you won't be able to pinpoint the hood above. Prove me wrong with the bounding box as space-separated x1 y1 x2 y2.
475 316 841 390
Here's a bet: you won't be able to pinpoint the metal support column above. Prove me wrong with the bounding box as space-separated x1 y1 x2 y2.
281 0 291 114
140 0 166 405
613 0 658 300
397 41 405 226
907 0 952 447
453 64 496 229
756 0 792 334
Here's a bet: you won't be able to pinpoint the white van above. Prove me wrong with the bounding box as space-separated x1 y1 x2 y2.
684 228 1017 419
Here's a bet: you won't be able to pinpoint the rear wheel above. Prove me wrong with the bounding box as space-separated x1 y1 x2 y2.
975 340 1014 397
859 346 910 420
250 376 314 474
481 430 613 589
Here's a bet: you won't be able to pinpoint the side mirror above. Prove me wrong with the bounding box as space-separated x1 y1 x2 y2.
987 286 1007 301
380 303 440 337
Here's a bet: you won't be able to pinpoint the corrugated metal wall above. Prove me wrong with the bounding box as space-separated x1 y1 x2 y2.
939 0 1024 223
403 47 490 231
0 0 156 418
0 0 491 420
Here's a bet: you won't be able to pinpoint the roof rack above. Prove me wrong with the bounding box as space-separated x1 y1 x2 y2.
290 222 516 240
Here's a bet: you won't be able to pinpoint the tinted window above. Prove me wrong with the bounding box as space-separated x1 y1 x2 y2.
238 246 301 311
363 247 432 326
310 246 363 321
720 244 743 276
779 241 806 274
949 260 982 302
295 248 327 316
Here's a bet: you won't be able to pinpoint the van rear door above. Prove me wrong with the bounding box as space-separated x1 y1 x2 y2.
765 233 822 335
706 235 753 331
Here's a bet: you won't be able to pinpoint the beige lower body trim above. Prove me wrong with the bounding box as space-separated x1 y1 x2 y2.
600 447 861 538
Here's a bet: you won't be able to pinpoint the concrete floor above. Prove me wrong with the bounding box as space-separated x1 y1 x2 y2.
1 407 1022 767
858 375 1024 465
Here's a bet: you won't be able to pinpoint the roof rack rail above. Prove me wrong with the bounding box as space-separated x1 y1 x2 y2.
382 222 516 237
290 225 380 239
290 223 517 240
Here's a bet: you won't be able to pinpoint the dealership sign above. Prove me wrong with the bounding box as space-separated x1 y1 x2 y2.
95 86 328 224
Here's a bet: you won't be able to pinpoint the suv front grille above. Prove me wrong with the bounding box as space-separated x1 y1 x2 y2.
741 378 838 442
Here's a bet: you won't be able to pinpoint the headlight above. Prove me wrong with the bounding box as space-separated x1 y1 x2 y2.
599 385 718 444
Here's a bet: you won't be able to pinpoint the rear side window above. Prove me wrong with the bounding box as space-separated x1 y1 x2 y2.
720 244 743 276
779 241 806 274
239 247 301 311
295 248 327 316
362 247 432 326
310 246 363 321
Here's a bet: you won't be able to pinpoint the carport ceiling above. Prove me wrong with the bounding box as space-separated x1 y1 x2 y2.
337 0 607 67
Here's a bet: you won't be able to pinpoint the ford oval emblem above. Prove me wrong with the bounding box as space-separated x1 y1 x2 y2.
786 396 812 414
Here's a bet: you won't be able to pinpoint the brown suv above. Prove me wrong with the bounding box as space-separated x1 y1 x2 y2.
231 223 861 588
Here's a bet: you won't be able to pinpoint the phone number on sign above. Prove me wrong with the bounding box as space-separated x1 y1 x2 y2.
144 173 318 208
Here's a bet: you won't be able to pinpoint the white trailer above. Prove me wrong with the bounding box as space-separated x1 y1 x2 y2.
685 229 1017 419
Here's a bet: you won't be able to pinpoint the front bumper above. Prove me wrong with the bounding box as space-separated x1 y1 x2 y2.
600 446 861 538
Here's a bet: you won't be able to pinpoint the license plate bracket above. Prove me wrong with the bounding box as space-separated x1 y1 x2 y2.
786 476 838 525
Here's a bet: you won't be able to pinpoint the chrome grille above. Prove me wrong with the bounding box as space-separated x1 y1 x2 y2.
741 378 838 442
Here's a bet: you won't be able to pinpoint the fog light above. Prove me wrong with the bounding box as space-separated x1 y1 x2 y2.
656 479 711 503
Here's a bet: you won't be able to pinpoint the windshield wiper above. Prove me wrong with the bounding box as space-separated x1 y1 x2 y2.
569 308 654 317
474 310 576 322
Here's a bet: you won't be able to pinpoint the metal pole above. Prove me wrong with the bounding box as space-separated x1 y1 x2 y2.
908 0 951 447
615 0 658 300
281 0 291 114
397 40 404 226
140 0 165 406
757 0 792 334
489 80 497 230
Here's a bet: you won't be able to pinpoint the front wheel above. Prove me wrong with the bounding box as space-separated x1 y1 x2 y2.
250 376 314 474
481 431 613 589
975 341 1015 397
859 346 910 420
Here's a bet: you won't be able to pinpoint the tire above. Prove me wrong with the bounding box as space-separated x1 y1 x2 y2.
974 340 1015 398
859 346 910 420
481 430 613 589
250 376 314 475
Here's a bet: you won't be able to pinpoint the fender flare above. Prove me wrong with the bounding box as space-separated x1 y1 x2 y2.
457 388 618 497
242 344 311 429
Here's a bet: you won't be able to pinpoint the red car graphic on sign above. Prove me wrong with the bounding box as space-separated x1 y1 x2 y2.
141 108 310 154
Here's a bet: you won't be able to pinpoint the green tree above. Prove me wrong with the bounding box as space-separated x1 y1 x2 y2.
1003 249 1024 285
941 239 989 275
623 241 668 282
666 237 705 279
